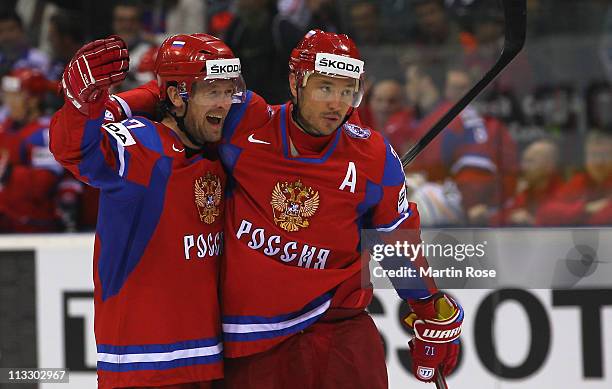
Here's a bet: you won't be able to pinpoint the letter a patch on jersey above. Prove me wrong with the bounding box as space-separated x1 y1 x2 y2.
339 161 357 193
271 180 319 232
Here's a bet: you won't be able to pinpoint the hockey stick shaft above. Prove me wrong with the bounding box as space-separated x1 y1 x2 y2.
401 0 526 168
435 368 448 389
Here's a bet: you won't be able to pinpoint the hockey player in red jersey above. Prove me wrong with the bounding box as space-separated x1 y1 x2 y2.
49 34 248 388
219 29 463 388
0 67 65 232
113 30 464 388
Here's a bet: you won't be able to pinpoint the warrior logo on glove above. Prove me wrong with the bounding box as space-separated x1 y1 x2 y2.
417 366 436 381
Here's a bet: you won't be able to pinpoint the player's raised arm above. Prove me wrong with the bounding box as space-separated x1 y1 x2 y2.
368 140 463 384
49 36 131 187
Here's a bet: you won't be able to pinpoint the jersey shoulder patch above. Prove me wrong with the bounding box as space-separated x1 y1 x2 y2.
343 123 371 139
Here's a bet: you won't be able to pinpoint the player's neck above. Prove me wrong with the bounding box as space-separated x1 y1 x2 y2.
162 116 200 150
288 109 335 155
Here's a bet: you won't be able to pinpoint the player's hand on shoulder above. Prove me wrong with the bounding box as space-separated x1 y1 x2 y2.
62 35 129 115
403 293 464 383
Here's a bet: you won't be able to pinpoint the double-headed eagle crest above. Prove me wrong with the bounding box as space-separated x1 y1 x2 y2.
194 172 222 224
271 179 320 232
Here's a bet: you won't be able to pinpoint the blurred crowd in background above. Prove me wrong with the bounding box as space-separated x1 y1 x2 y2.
0 0 611 232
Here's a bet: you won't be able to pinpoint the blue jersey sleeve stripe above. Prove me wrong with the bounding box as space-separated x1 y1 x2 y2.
381 139 405 187
223 315 321 342
280 104 289 157
374 210 412 232
222 293 331 324
396 287 433 300
223 90 252 142
97 336 221 354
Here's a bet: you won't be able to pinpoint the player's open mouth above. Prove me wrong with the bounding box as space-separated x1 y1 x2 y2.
206 114 224 125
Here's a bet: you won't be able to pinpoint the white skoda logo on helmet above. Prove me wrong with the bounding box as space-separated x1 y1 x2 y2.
206 58 242 79
315 53 363 79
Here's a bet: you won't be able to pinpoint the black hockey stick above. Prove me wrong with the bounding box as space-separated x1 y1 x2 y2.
401 0 526 168
435 367 448 389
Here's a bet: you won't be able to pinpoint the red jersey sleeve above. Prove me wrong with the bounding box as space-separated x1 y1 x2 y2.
108 80 160 121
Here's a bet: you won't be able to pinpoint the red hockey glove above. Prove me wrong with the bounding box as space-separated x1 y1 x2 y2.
404 294 463 383
61 35 129 115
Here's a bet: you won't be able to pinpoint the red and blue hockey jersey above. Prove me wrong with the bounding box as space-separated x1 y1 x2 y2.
0 117 65 232
49 99 225 388
218 92 436 357
407 101 518 209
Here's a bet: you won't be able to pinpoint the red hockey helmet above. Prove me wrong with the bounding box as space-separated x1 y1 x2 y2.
2 68 57 97
289 29 365 107
155 33 245 102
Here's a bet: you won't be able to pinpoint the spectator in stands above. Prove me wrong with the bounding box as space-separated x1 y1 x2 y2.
46 10 85 81
365 79 414 150
410 0 475 60
585 81 612 130
403 60 518 225
491 138 564 226
347 0 383 45
465 3 533 96
159 0 207 39
0 68 66 232
225 0 303 104
111 0 154 91
277 0 342 33
444 63 471 101
0 10 50 78
537 131 612 226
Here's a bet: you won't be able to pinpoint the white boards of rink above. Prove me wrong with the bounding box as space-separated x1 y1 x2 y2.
0 232 609 389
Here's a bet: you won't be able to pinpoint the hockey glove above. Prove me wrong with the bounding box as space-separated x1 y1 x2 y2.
61 35 129 115
404 294 463 383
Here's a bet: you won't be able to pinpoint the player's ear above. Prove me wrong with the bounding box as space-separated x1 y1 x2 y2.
289 73 298 100
166 86 185 111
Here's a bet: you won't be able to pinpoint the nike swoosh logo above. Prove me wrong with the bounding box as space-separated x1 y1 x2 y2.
172 144 185 152
248 134 271 145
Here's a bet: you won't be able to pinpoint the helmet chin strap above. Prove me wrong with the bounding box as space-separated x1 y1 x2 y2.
168 99 204 149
